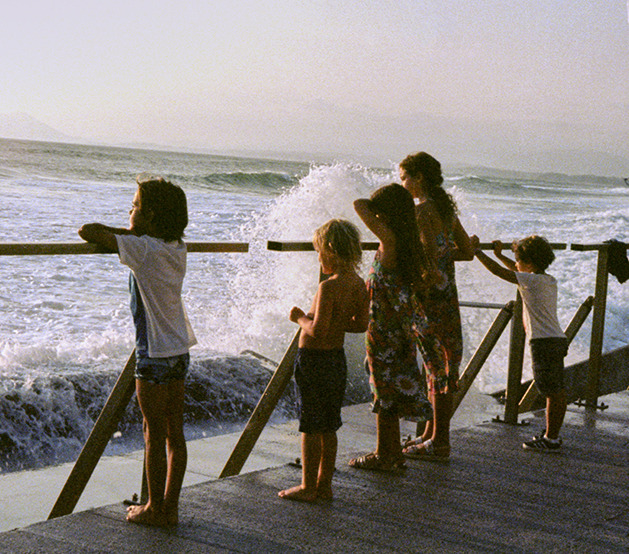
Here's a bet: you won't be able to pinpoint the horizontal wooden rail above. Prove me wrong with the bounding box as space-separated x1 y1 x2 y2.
0 240 572 256
268 241 568 252
0 242 249 256
186 242 249 253
267 241 380 252
571 243 611 252
459 301 507 310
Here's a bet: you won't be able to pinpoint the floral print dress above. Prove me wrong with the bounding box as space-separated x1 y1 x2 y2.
365 251 433 420
416 225 463 394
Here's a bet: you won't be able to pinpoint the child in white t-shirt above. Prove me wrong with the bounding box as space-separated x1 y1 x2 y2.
79 176 196 526
474 235 567 452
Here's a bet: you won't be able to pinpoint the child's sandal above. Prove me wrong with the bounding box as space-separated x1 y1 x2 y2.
348 452 406 473
402 435 426 448
402 439 450 462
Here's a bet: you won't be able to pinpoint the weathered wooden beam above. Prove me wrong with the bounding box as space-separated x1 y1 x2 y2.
219 330 301 478
267 241 380 252
452 301 514 413
503 293 526 424
0 242 249 256
266 241 567 253
48 351 137 519
586 245 610 406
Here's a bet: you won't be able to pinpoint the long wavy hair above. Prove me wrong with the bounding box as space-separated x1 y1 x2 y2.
399 151 458 226
369 183 428 294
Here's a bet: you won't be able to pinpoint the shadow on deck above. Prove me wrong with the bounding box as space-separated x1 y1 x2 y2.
1 393 628 553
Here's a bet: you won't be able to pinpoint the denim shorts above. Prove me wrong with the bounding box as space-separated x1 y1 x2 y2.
135 353 190 385
530 337 568 395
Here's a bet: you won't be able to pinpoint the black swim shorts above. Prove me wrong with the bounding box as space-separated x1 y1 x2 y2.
530 337 568 395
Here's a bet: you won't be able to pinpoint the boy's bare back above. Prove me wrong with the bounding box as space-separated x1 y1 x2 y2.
296 270 369 350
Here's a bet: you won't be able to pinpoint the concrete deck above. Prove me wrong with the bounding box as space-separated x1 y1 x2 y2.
1 391 628 552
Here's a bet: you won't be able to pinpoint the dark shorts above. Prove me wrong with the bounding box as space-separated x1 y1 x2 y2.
135 352 190 385
530 337 568 395
294 348 347 434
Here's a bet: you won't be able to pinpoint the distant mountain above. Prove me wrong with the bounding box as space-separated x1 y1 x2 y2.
0 113 71 142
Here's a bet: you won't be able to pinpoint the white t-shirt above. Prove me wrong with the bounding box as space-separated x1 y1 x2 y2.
515 271 565 340
117 234 197 358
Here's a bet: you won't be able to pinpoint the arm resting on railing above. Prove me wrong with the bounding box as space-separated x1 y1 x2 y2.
78 223 131 252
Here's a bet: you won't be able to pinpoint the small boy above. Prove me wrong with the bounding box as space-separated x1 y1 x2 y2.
474 236 568 451
278 219 369 502
79 176 196 525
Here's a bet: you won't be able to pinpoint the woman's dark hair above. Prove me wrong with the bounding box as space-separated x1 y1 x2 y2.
369 183 428 294
399 151 458 225
515 235 555 272
137 176 188 241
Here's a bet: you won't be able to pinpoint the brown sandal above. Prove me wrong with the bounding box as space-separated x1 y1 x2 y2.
348 452 406 473
402 439 450 461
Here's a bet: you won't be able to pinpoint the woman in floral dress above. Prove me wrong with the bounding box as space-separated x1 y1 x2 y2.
399 152 477 460
350 184 432 472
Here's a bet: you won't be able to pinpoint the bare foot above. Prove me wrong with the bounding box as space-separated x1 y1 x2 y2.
278 485 318 503
126 504 168 527
316 486 333 502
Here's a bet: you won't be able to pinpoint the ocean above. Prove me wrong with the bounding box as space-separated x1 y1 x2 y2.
1 137 628 473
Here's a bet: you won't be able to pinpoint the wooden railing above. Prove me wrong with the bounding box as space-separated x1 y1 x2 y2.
221 241 520 476
0 240 618 513
0 242 249 256
571 244 611 406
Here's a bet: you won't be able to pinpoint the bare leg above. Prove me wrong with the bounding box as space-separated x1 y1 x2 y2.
420 378 434 441
545 390 567 440
404 391 452 459
431 391 452 451
376 411 401 462
162 379 187 526
403 415 432 447
420 419 433 442
316 432 337 500
127 380 168 527
278 433 320 502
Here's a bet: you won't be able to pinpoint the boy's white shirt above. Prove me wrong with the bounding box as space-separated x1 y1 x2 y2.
116 234 197 357
515 271 565 340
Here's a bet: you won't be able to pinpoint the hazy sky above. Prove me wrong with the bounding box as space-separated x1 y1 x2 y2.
2 1 628 173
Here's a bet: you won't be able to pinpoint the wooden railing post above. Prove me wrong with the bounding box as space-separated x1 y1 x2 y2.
219 330 300 478
586 246 610 407
503 292 526 424
49 351 137 519
452 301 514 413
